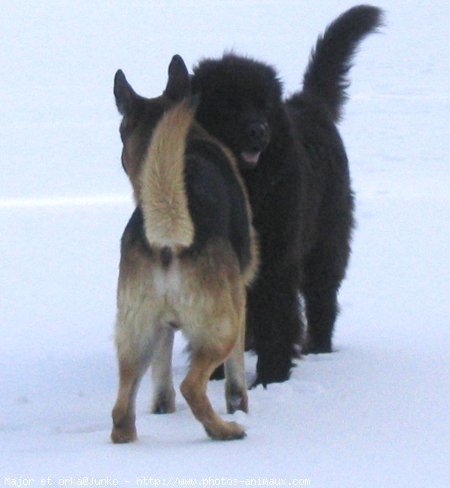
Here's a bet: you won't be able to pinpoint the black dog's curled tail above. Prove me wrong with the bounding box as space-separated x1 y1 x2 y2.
302 4 384 122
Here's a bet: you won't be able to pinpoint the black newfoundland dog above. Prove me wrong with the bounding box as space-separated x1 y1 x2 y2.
190 5 383 386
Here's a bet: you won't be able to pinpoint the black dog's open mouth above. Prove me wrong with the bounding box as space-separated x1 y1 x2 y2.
240 151 261 167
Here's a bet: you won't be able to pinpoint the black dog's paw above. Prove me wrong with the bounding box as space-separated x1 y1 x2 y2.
210 364 225 381
252 354 294 387
302 337 333 355
251 370 290 389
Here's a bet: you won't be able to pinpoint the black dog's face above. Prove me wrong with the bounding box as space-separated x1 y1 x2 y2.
192 54 282 171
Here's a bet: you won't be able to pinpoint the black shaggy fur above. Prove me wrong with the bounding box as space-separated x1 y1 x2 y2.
191 5 383 386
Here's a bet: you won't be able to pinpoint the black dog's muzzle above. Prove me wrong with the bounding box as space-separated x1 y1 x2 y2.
240 121 270 167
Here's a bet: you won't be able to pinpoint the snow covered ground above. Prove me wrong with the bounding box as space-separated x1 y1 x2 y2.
1 1 449 487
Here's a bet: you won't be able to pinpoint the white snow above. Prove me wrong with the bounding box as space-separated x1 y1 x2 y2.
1 1 449 487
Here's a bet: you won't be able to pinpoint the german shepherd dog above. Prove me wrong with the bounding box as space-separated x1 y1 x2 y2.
191 6 383 386
111 55 258 442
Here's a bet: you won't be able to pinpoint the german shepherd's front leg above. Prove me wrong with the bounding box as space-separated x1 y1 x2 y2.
181 341 245 441
151 327 176 414
225 301 248 414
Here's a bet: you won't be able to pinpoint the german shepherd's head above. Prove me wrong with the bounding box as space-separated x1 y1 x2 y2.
114 55 191 197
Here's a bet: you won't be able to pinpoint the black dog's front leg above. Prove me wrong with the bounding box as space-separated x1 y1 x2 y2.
247 268 303 387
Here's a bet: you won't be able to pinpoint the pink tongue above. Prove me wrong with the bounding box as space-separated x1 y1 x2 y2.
241 151 261 164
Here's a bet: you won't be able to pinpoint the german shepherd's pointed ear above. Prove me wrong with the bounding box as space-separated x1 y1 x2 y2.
114 69 138 116
165 55 190 101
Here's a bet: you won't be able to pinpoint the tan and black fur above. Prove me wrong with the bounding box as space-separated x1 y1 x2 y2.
111 55 258 443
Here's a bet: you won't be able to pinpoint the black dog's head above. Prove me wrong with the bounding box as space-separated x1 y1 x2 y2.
192 53 282 171
113 55 191 193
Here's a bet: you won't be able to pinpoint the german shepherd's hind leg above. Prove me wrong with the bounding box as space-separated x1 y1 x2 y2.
224 298 248 414
111 353 150 444
181 327 245 440
151 326 176 414
111 292 162 443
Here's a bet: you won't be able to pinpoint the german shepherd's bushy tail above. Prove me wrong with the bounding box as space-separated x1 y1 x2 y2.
140 100 195 249
302 5 383 122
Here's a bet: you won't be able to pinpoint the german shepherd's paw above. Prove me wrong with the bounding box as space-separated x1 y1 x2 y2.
226 385 248 414
111 425 137 444
151 389 176 414
111 408 137 443
205 421 246 441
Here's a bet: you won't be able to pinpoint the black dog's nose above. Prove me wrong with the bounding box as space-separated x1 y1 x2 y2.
247 121 268 143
